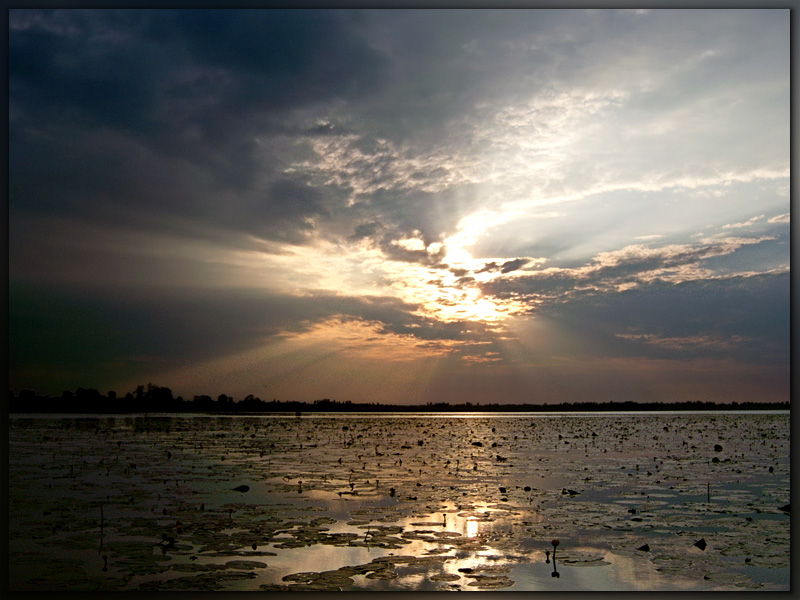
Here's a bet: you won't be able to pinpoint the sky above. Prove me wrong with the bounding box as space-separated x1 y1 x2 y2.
9 8 791 405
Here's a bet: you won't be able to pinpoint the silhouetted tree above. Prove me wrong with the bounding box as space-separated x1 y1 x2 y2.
193 395 214 410
131 383 175 412
75 387 103 412
18 389 37 404
240 394 262 410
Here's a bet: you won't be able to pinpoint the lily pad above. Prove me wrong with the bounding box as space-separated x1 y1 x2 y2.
466 574 515 589
430 573 461 582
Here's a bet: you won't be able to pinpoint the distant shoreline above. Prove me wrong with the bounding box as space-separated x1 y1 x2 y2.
8 410 791 418
7 386 790 415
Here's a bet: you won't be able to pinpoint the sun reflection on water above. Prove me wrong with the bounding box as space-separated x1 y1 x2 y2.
466 519 480 538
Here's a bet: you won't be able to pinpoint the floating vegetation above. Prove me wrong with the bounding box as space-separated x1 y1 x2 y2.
430 572 461 582
365 569 399 579
282 569 356 590
9 412 789 591
224 560 268 570
467 575 515 589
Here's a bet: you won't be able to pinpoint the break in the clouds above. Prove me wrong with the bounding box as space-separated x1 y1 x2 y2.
9 9 790 405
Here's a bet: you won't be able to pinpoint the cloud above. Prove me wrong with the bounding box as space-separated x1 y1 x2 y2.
476 258 530 274
538 271 789 363
768 213 790 224
723 214 765 229
9 9 391 245
8 10 789 403
10 10 389 143
10 8 789 261
479 235 781 309
614 332 753 352
351 221 383 240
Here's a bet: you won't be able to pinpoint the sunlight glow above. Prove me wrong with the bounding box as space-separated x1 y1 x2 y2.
443 208 522 265
135 315 458 402
278 317 459 361
244 228 530 326
392 234 427 252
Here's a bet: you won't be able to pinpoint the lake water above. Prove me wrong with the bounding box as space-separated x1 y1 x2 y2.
8 411 790 591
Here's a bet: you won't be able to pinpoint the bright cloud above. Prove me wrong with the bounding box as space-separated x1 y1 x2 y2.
768 213 790 224
723 214 765 229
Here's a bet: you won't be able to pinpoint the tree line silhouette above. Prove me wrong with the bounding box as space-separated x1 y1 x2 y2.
7 384 789 414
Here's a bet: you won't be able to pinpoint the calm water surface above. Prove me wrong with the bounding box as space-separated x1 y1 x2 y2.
8 412 790 591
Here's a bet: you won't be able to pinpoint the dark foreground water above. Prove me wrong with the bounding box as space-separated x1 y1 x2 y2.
8 411 789 591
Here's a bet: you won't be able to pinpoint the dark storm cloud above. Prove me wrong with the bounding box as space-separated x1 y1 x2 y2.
340 9 568 142
231 177 336 244
10 10 161 133
11 7 537 258
10 9 388 144
9 9 389 243
536 272 789 365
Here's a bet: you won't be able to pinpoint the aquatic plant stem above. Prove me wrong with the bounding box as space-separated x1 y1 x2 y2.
99 503 105 549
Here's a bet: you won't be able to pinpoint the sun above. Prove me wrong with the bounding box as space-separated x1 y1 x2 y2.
426 284 521 324
238 212 530 327
373 231 530 325
382 261 529 326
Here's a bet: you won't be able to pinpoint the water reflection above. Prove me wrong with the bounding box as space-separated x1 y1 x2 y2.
544 539 561 577
551 554 560 578
8 413 790 591
466 519 479 538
